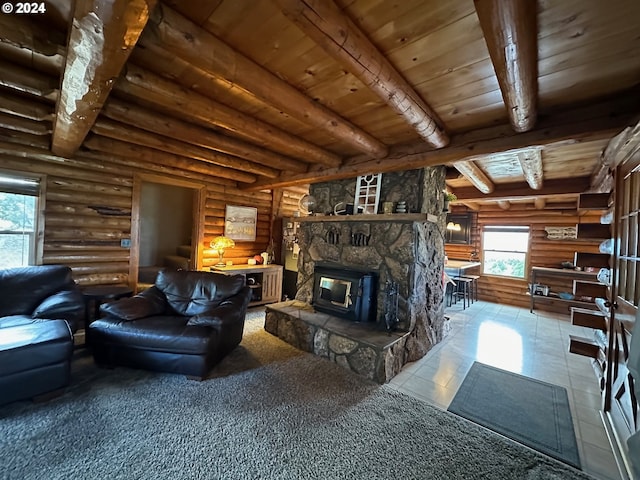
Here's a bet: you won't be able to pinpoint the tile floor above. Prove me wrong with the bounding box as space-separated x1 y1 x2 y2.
387 299 623 480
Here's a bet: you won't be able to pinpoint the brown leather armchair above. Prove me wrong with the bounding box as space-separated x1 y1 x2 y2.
88 269 252 379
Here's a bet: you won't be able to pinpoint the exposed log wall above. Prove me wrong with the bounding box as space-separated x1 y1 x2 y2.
446 205 603 314
0 139 278 287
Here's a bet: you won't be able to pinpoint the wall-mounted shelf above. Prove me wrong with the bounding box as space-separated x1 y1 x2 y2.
294 213 438 223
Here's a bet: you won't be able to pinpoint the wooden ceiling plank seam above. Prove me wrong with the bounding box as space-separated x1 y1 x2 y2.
141 3 388 158
101 99 308 173
474 0 538 132
52 0 159 158
274 0 450 149
91 118 269 181
116 63 343 168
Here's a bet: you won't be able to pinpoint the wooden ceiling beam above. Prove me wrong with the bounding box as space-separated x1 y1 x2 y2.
91 118 267 182
534 198 546 209
275 0 449 149
518 148 543 189
101 99 308 173
0 58 58 100
115 64 342 168
82 135 239 185
590 120 640 192
453 160 494 194
474 0 538 132
0 91 53 121
243 92 638 190
453 177 591 202
52 0 157 158
0 14 64 65
140 4 387 158
0 112 51 136
80 142 236 187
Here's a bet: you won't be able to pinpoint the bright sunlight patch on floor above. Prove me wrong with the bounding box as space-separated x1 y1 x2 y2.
476 321 524 373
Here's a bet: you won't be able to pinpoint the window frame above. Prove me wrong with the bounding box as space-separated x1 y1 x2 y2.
481 225 530 279
0 168 45 266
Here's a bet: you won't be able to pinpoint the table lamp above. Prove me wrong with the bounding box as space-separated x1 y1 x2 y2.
211 236 235 266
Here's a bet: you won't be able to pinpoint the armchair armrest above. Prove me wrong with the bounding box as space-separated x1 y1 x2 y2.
32 289 85 333
100 286 167 321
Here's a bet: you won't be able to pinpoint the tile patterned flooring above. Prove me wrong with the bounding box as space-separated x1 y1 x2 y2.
387 299 623 480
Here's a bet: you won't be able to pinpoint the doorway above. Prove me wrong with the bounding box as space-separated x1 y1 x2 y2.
129 174 205 289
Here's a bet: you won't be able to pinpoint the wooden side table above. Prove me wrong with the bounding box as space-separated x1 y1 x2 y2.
82 285 134 326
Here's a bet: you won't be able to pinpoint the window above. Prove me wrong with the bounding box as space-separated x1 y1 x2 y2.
482 226 529 278
0 173 41 267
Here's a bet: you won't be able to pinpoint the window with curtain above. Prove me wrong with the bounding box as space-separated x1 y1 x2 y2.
482 226 530 278
0 173 40 268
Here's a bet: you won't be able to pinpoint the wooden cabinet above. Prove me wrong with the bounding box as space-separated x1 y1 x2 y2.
210 264 283 307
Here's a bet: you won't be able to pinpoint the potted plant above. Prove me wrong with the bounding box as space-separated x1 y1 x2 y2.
443 192 457 212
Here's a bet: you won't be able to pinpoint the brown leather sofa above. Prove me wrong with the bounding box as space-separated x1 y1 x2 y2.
0 265 85 406
88 269 251 379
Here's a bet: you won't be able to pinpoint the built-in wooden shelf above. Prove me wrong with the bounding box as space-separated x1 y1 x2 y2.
576 223 611 240
574 251 610 268
573 280 608 299
294 213 438 223
571 307 607 331
577 192 611 210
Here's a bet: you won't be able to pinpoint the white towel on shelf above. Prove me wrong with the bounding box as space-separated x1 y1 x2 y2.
626 307 640 477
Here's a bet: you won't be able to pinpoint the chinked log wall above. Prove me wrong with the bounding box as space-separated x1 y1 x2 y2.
445 205 602 313
0 142 286 287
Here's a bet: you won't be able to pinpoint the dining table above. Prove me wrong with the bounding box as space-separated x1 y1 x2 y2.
444 259 482 278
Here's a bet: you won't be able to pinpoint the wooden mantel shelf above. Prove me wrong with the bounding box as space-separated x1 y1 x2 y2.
294 213 438 223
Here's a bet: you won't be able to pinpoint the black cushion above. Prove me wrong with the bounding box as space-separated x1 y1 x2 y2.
100 286 167 321
89 315 217 355
155 269 245 316
0 320 73 376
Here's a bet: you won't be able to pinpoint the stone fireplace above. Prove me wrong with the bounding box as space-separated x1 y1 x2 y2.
265 167 449 383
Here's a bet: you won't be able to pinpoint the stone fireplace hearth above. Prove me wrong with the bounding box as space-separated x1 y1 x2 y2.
265 168 450 382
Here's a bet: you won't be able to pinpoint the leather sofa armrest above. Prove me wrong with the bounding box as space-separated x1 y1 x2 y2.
32 289 85 333
100 286 167 321
186 287 252 327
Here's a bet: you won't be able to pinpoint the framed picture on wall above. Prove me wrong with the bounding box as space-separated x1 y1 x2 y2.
445 213 471 244
224 205 257 241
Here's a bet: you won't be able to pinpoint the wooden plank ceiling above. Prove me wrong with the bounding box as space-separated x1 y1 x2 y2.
0 0 639 209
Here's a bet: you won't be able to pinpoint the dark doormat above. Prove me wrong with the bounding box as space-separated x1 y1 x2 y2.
448 361 581 469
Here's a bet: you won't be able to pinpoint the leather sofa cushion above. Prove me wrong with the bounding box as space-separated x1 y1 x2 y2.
100 286 167 321
0 265 77 317
0 320 73 376
155 269 245 316
0 315 34 329
89 316 219 355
